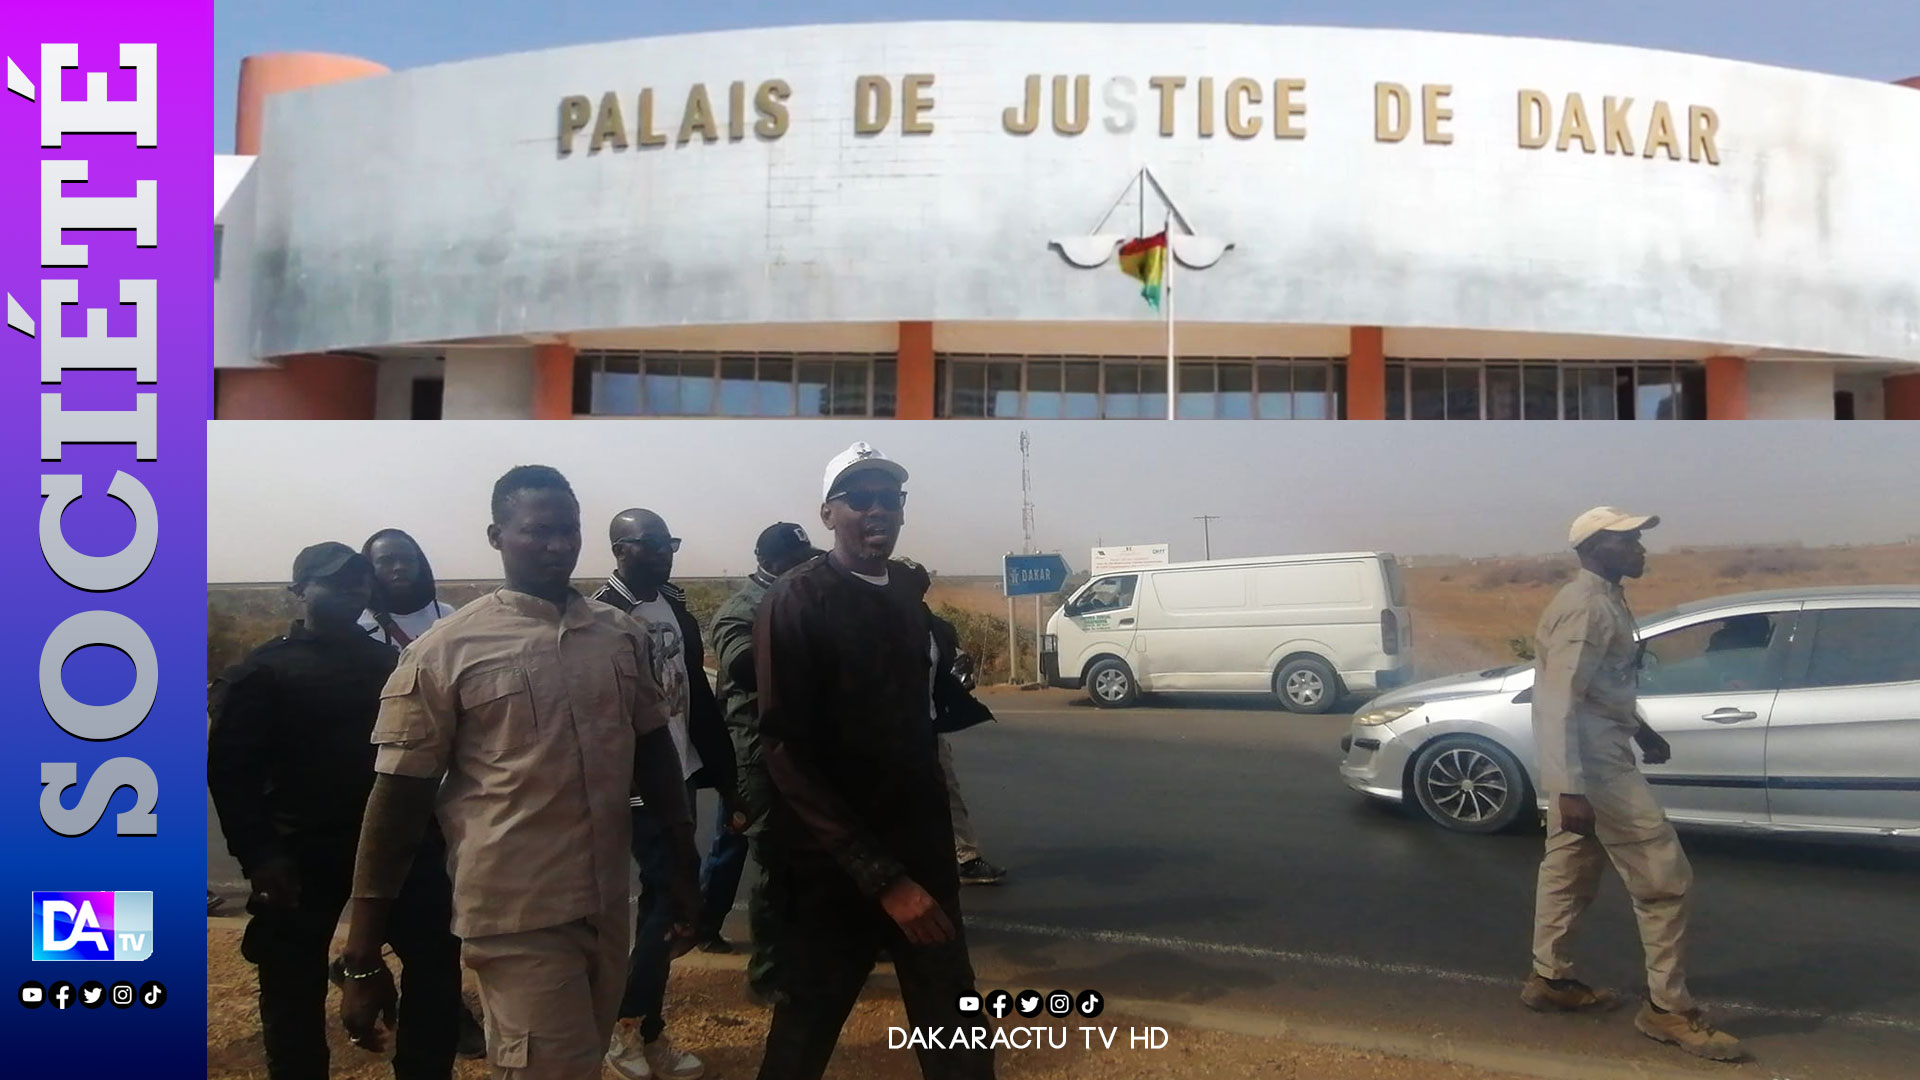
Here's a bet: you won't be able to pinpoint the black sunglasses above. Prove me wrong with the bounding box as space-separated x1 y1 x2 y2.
615 535 682 553
829 490 908 512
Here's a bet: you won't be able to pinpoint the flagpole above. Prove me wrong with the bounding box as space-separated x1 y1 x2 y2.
1164 215 1176 422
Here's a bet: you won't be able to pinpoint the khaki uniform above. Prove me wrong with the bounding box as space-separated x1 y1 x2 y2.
1530 570 1695 1013
373 589 669 1080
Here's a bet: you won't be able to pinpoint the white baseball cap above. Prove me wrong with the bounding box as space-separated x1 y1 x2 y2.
1569 506 1660 548
822 441 909 503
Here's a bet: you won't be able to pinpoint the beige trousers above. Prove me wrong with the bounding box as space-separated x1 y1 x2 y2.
462 904 631 1080
939 736 980 863
1531 768 1695 1012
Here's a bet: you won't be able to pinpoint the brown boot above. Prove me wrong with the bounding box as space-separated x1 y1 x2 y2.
1520 973 1619 1012
1634 1002 1745 1061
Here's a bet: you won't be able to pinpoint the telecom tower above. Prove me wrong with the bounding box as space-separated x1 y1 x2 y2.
1020 429 1035 555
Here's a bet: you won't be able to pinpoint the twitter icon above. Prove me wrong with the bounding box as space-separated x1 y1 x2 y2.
1015 990 1043 1018
80 981 106 1009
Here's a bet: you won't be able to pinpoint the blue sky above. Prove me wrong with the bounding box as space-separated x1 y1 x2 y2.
215 0 1920 152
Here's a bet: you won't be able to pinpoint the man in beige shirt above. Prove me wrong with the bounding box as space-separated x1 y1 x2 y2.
337 465 701 1080
1524 507 1742 1063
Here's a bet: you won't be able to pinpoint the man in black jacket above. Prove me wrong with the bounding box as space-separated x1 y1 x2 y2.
752 442 994 1080
208 543 461 1080
591 509 739 1080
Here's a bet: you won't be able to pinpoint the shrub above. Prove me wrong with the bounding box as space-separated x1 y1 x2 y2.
1477 557 1575 590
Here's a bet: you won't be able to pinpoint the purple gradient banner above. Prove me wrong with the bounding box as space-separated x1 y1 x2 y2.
0 4 209 1071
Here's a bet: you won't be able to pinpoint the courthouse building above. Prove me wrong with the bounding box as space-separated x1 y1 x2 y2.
213 23 1920 420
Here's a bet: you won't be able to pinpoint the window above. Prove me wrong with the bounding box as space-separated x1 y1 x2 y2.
938 356 1342 419
1637 614 1781 696
1802 609 1920 688
1071 575 1138 615
573 352 894 417
1385 361 1706 419
1835 391 1857 420
409 377 443 421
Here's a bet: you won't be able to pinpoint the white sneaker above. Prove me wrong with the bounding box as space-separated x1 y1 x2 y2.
644 1033 705 1080
606 1023 653 1080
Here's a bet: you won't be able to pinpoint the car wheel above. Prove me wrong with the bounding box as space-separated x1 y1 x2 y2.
1085 659 1138 708
1410 736 1530 834
1275 657 1339 714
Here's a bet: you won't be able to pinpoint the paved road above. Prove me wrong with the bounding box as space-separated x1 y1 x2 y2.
210 694 1920 1077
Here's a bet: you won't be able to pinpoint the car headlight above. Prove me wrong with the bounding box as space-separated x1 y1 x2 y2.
1354 703 1420 727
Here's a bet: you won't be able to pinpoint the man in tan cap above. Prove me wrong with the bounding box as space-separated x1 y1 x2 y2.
1522 507 1742 1062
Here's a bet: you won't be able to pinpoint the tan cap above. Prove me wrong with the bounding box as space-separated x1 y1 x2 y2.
1569 506 1659 548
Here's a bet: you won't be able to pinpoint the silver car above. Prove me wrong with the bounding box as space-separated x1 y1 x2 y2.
1339 586 1920 838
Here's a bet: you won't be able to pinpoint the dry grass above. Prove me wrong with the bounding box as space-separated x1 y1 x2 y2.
207 924 1529 1080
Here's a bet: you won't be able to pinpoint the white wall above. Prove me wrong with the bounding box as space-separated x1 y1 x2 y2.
374 354 447 419
1835 370 1888 420
249 23 1920 367
1749 360 1837 419
442 347 536 419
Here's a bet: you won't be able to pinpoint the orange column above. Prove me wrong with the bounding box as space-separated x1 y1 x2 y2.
235 53 389 154
1705 356 1749 420
215 354 376 419
1346 326 1386 420
896 321 936 420
1886 373 1920 420
531 345 577 419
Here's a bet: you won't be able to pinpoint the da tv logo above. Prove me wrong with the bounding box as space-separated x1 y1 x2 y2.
31 892 153 961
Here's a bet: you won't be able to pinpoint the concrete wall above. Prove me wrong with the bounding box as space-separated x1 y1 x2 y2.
443 347 536 419
214 156 265 369
1749 360 1837 419
249 23 1920 367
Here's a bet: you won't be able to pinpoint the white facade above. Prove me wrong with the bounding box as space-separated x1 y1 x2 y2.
215 23 1920 420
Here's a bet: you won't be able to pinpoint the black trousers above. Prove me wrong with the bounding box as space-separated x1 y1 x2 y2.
755 853 993 1080
240 838 462 1080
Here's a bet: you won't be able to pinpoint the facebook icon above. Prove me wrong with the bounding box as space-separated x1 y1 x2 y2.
31 892 154 961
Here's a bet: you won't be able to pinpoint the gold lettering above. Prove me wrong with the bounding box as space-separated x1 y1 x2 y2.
1603 96 1635 156
1556 93 1595 153
1052 75 1090 135
1003 75 1040 134
754 80 791 139
558 95 592 155
1224 78 1261 138
1422 84 1453 144
1273 78 1305 139
637 88 667 147
1643 101 1681 161
1375 82 1411 142
678 83 719 145
1517 90 1550 149
729 81 745 141
1150 75 1186 136
1197 77 1216 137
590 90 628 152
903 74 936 135
855 75 891 135
1689 105 1720 165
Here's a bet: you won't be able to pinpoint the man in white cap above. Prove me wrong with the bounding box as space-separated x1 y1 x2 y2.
1522 507 1743 1062
750 442 993 1080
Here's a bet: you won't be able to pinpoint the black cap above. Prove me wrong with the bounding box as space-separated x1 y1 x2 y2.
755 522 821 564
290 542 368 586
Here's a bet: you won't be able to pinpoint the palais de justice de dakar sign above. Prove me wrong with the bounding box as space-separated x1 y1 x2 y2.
555 74 1722 166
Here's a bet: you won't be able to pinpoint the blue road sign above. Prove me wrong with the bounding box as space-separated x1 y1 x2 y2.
1003 553 1071 597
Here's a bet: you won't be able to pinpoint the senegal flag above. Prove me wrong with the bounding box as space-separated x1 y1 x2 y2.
1117 231 1167 311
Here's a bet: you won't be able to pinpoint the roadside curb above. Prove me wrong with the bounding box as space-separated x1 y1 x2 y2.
205 918 1728 1080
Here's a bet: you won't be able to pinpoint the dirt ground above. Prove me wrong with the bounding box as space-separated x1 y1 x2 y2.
919 542 1920 677
208 925 1530 1080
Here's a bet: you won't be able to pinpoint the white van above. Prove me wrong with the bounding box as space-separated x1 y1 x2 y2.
1040 552 1413 712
